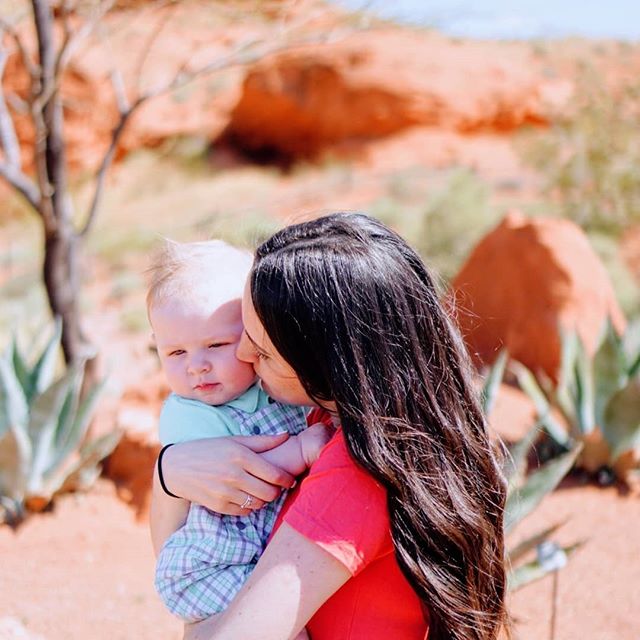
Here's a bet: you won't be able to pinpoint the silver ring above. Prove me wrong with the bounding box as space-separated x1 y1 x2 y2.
240 494 253 510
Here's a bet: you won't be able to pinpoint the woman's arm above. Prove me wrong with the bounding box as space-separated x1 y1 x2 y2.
149 461 190 555
184 522 351 640
161 434 297 515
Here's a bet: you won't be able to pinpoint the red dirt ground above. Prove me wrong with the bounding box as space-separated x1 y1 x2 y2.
1 474 638 639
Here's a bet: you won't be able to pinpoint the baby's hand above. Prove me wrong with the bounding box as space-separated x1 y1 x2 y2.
299 422 334 467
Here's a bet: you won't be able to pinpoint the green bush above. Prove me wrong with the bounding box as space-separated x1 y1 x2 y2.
373 168 501 282
521 68 640 235
513 320 640 483
0 321 120 525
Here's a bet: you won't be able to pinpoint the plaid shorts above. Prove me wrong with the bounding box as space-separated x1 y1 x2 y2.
155 401 307 622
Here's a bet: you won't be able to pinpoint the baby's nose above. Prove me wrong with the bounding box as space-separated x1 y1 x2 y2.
188 355 211 374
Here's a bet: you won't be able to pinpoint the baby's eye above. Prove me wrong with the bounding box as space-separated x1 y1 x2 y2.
208 342 227 349
168 349 185 357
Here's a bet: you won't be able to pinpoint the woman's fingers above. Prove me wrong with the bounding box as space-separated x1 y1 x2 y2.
160 435 295 515
231 436 296 491
231 432 290 453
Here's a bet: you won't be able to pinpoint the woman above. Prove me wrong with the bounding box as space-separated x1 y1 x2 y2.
161 213 508 640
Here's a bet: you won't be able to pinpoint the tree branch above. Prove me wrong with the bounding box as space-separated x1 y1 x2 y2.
0 47 21 167
132 0 177 92
139 34 303 103
0 161 41 211
0 15 40 86
0 36 41 212
78 101 139 238
54 0 115 84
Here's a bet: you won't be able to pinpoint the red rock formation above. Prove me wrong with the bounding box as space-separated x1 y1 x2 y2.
226 30 570 157
451 211 626 379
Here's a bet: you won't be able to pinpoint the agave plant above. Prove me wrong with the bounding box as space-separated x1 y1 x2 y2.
503 428 583 590
512 319 640 482
480 351 583 590
0 321 121 525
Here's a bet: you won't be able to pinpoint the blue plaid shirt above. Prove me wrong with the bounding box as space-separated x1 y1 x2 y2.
155 387 307 622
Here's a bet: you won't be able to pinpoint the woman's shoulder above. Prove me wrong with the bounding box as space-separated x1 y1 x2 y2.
284 425 392 576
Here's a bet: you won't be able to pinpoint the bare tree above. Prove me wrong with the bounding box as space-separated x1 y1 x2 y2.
0 0 341 368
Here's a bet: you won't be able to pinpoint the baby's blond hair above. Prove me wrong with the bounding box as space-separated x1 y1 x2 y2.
146 239 253 314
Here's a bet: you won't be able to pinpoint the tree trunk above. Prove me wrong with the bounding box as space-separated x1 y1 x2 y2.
42 227 90 364
33 0 94 370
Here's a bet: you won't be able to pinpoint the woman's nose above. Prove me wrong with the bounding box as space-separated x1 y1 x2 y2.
236 332 255 364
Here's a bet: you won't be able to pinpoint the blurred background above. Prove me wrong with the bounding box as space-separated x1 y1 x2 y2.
1 1 639 639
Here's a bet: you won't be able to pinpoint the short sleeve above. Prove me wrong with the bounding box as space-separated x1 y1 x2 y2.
283 430 392 576
158 394 235 445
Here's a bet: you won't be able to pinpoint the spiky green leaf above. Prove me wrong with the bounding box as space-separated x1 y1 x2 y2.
508 542 583 591
0 353 29 438
58 431 121 494
0 425 31 501
622 319 640 377
511 362 571 446
556 328 579 417
593 319 628 425
71 375 107 442
43 371 84 478
27 369 81 491
504 445 581 534
44 371 107 478
602 380 640 461
45 430 121 497
628 352 640 380
481 349 508 416
10 336 31 399
507 521 566 565
573 336 595 434
503 422 542 489
30 318 62 397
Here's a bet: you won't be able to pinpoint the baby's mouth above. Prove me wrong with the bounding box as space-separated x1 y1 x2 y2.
194 382 219 391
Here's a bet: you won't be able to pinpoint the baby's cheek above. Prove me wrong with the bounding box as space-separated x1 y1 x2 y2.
228 351 257 383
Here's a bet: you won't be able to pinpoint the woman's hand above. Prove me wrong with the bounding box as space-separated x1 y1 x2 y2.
161 433 297 515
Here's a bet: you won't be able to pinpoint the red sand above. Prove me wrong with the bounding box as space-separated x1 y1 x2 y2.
1 476 638 639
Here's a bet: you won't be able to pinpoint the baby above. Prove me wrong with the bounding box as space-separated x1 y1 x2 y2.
147 239 331 624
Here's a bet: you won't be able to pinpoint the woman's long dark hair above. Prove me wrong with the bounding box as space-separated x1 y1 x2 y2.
251 213 507 640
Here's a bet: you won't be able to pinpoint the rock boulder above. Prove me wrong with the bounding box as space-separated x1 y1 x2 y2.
226 30 569 157
451 212 626 379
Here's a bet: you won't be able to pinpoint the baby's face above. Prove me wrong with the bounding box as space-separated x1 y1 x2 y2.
151 298 256 405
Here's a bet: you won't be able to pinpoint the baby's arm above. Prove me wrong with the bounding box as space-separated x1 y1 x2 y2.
150 458 190 556
260 422 334 477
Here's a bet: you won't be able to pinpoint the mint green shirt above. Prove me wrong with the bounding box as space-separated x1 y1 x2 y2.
158 384 271 445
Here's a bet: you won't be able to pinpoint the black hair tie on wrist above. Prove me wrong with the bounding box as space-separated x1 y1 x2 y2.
157 443 182 499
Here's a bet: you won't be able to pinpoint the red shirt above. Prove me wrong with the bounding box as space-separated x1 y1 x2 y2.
272 411 428 640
